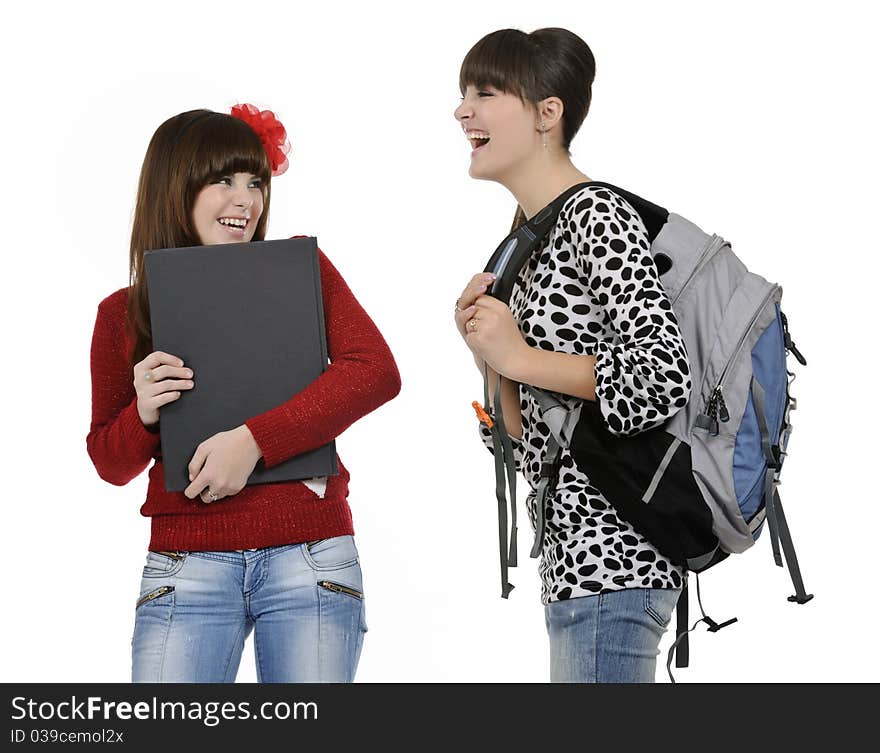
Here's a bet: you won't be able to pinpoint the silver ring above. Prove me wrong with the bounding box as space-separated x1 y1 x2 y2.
201 488 219 503
455 298 463 313
144 369 153 382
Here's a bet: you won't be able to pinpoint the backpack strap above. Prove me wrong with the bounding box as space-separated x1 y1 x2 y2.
750 377 814 604
484 181 670 304
522 386 582 558
673 576 690 669
484 363 518 598
666 572 739 682
484 182 594 301
751 376 784 566
531 436 560 559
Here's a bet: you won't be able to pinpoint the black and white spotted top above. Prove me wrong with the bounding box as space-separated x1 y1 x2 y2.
478 184 690 604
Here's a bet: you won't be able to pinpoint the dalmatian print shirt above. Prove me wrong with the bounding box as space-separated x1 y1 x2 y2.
478 184 689 604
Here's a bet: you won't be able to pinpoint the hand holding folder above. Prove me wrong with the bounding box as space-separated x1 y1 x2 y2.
182 424 264 502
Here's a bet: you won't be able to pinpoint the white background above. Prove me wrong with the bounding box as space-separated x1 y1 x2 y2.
2 0 877 682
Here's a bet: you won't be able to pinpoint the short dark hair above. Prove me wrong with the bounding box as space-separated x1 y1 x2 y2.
459 27 597 152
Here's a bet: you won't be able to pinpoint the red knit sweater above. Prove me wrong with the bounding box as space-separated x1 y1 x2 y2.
87 246 401 551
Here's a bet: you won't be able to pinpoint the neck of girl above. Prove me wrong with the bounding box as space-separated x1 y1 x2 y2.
502 153 593 219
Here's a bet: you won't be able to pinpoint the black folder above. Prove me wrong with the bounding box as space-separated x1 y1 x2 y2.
145 236 338 492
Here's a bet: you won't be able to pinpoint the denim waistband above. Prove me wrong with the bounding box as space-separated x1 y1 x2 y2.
179 542 303 564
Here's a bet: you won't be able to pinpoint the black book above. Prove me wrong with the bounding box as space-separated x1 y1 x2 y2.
144 236 337 492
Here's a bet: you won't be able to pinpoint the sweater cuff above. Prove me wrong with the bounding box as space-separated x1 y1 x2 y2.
244 412 304 470
120 397 162 456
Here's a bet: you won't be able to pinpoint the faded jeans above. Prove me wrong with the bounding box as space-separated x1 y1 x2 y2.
131 535 367 682
545 587 681 682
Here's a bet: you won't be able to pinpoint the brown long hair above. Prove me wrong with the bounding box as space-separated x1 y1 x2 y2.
126 109 273 370
458 28 597 230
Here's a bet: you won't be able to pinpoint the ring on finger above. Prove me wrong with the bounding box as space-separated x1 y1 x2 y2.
144 369 154 382
201 488 219 503
455 298 463 313
468 318 477 331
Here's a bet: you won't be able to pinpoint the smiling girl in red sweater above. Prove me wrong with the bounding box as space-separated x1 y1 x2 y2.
87 104 400 682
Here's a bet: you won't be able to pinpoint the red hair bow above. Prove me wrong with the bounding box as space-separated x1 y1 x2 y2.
230 103 292 177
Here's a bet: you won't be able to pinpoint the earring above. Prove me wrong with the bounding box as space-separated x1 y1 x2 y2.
541 121 547 149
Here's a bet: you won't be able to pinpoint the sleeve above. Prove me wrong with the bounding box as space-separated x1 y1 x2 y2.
474 376 526 472
571 189 692 436
477 421 525 473
86 295 162 485
244 248 402 468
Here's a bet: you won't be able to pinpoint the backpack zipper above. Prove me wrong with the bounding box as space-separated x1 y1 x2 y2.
136 585 174 608
780 310 807 365
318 580 363 600
705 284 780 425
670 234 723 307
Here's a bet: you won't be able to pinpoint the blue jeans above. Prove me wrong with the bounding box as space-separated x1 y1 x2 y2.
544 587 681 682
131 535 367 683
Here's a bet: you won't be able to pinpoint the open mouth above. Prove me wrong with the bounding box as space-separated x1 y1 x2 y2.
467 132 491 153
217 217 249 235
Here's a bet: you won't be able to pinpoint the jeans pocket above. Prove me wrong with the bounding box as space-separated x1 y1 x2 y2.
317 580 364 600
302 535 359 571
135 584 175 609
142 550 188 579
644 588 681 629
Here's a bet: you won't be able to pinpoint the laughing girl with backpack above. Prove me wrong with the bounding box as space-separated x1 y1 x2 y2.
453 28 690 682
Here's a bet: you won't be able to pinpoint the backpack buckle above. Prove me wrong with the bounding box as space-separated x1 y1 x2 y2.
472 401 494 429
540 457 560 485
704 615 739 632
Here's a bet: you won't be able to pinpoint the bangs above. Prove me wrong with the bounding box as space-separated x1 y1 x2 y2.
458 29 540 101
184 113 272 187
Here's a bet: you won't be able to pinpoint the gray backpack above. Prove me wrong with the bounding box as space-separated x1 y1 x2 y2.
478 181 812 680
